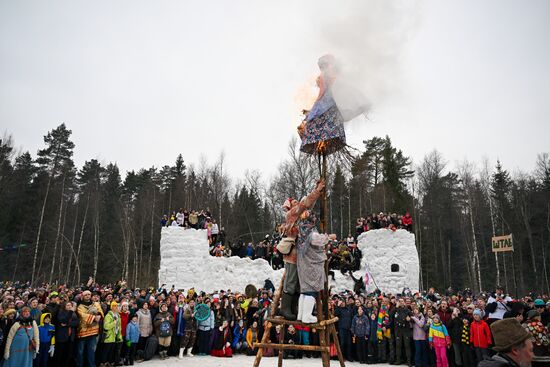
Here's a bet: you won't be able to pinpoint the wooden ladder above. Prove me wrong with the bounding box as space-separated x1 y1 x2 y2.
252 271 346 367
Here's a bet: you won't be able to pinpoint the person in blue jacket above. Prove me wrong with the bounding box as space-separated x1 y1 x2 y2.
231 319 247 353
125 313 140 365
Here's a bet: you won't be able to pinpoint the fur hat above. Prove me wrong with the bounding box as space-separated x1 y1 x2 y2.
490 318 531 352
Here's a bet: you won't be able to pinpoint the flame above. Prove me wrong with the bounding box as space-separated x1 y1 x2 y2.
293 76 319 114
316 141 327 154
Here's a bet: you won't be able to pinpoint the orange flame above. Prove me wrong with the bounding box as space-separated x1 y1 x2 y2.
316 141 327 154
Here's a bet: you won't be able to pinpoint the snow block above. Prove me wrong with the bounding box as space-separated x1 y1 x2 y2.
158 227 284 293
331 229 419 294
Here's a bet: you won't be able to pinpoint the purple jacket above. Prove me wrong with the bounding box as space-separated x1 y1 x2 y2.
411 314 427 341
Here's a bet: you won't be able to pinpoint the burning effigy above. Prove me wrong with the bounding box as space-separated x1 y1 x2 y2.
298 54 369 156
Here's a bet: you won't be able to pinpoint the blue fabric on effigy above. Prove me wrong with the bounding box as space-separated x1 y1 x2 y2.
300 89 346 155
306 88 336 122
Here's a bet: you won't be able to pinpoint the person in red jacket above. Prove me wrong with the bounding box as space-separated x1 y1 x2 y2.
402 212 413 232
470 309 492 365
437 301 453 327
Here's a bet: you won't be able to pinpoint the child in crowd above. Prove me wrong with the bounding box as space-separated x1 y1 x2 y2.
125 313 140 365
428 314 450 367
470 308 492 365
38 313 55 367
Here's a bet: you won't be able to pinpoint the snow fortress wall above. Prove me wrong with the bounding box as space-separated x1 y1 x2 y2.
158 227 418 295
354 229 419 294
158 227 284 292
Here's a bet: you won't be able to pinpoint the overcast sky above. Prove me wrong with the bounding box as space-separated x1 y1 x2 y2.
1 0 549 181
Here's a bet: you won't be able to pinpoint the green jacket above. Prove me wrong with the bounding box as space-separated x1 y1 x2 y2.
103 311 122 343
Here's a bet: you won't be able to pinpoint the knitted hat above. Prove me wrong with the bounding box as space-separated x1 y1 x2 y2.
490 318 531 352
473 309 482 317
110 301 119 310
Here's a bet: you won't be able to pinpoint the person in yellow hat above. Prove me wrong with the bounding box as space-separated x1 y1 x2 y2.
100 301 122 367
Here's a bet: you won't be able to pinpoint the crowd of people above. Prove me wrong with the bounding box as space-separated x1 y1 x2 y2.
160 208 225 245
1 279 548 367
355 212 414 236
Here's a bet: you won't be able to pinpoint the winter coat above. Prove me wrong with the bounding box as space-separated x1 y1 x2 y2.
153 311 175 337
448 317 464 343
137 309 153 337
103 311 122 343
55 309 79 343
351 314 370 338
479 353 521 367
29 308 42 325
43 303 60 325
125 321 140 344
246 328 259 347
3 319 39 360
411 314 427 341
76 301 104 338
232 325 247 348
335 306 353 330
183 307 198 332
428 321 450 348
470 319 492 348
120 311 129 337
38 313 55 345
198 310 214 331
394 306 412 330
437 309 453 326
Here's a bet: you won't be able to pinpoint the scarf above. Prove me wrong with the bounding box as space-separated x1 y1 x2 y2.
376 305 391 340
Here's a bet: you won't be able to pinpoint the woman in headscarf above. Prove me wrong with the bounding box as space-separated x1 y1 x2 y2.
3 306 39 367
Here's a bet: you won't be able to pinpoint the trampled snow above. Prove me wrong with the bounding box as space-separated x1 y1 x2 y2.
158 227 418 295
144 353 392 366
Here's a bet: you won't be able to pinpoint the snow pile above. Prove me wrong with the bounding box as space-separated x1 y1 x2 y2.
158 227 283 293
331 229 419 294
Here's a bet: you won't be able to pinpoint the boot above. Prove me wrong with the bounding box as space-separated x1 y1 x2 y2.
297 294 305 321
301 295 317 324
179 348 185 359
291 293 299 319
279 292 297 320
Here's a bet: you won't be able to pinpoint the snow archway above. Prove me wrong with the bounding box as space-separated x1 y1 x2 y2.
329 229 419 294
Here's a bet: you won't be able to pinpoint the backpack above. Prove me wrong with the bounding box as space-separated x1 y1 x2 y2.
159 320 171 337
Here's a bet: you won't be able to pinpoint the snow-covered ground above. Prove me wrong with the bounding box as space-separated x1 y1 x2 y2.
143 354 392 367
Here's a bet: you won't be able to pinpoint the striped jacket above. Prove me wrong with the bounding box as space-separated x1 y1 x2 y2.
429 321 451 347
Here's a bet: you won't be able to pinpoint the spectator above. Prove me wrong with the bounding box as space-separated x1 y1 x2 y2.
351 306 370 364
76 290 104 367
153 302 175 360
125 313 140 365
3 306 39 367
101 301 122 366
54 301 79 367
479 319 533 367
470 309 492 364
428 313 451 367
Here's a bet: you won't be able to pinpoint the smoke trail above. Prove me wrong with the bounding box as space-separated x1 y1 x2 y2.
309 1 420 123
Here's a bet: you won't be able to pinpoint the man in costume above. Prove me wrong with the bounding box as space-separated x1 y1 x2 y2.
279 179 325 320
295 211 329 324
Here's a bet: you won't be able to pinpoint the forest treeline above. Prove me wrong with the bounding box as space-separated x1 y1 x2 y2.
0 124 549 296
